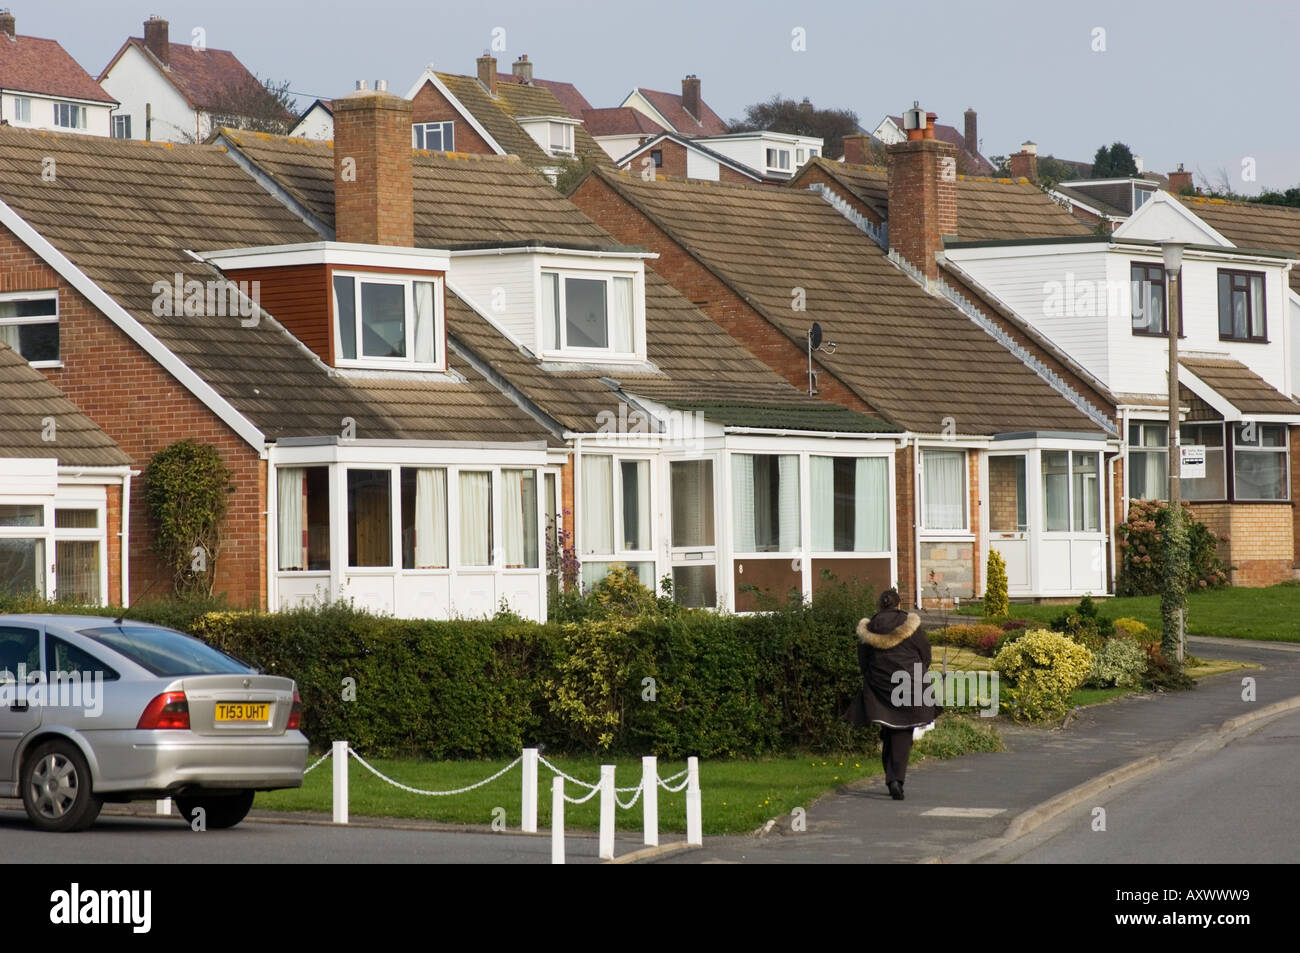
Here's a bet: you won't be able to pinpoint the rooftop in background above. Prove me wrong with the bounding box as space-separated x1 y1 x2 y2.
1177 194 1300 294
620 77 729 137
0 13 116 104
583 106 667 138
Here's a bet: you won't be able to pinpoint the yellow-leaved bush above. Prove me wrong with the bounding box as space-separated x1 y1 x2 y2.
993 628 1092 721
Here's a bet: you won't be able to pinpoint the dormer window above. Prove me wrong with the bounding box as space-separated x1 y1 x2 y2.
540 271 635 357
549 122 574 156
332 273 444 369
517 116 580 158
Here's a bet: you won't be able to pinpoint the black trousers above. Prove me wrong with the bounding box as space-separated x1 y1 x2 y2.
880 726 913 784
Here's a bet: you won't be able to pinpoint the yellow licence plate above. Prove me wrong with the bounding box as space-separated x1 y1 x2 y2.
215 702 269 723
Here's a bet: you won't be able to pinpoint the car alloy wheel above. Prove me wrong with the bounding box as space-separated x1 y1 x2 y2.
22 741 103 833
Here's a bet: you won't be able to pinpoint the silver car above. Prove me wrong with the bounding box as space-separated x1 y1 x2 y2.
0 614 308 832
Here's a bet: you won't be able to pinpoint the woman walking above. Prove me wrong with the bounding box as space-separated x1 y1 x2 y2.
848 588 938 800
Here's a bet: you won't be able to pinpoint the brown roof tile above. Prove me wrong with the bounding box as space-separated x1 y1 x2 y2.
104 38 285 118
0 33 115 103
1178 196 1300 294
635 88 729 137
583 107 666 138
496 71 593 118
1180 357 1300 416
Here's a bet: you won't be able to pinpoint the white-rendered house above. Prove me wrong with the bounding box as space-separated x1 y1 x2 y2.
0 13 116 136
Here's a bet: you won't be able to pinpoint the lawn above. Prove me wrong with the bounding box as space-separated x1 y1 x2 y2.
254 720 1000 836
958 583 1300 642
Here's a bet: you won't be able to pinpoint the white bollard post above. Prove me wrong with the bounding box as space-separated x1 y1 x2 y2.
156 797 172 816
598 764 616 860
551 776 565 865
642 756 658 847
521 748 539 833
686 756 702 846
332 740 348 825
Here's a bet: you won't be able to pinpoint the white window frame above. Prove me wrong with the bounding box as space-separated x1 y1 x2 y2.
53 501 108 605
0 291 59 367
920 448 969 534
1127 420 1169 501
808 452 893 556
1231 423 1290 502
577 453 656 587
548 121 574 156
1179 422 1228 502
765 148 791 171
412 121 454 151
1040 449 1102 534
538 268 640 361
331 271 445 371
730 451 803 556
112 114 132 139
13 97 31 124
53 102 87 130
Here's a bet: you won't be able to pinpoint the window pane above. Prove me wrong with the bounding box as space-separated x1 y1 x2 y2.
670 459 714 548
1234 450 1287 500
347 469 392 567
581 456 614 555
0 505 43 527
1072 452 1100 532
0 626 40 679
7 322 59 362
565 278 608 348
413 282 436 363
620 460 650 551
55 540 100 603
581 560 653 591
0 299 57 319
1217 272 1231 337
1181 424 1226 501
732 454 799 552
812 456 888 552
1250 275 1265 338
672 565 716 609
360 282 407 358
0 538 45 597
458 471 493 566
55 509 98 529
279 467 330 570
334 275 356 360
442 122 454 151
502 469 538 568
401 467 448 569
541 273 560 351
922 450 966 531
988 455 1027 533
1130 450 1167 500
611 276 634 353
1042 450 1069 532
45 636 118 680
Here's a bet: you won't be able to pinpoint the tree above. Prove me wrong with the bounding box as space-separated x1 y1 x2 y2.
1090 142 1138 178
987 153 1086 187
728 95 859 160
205 73 298 136
1251 186 1300 208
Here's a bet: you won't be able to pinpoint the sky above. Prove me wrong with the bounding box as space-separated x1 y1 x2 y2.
27 0 1300 193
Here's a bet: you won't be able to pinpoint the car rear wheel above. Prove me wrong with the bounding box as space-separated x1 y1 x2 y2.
22 741 103 833
176 790 255 829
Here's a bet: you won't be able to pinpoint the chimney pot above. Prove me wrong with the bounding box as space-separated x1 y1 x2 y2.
355 80 368 91
374 79 387 92
143 16 169 67
512 54 534 85
923 112 937 140
0 11 14 38
477 54 498 96
964 108 977 156
682 74 702 122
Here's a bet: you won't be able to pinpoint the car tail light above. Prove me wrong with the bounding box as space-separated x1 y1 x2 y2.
138 692 189 730
287 691 302 730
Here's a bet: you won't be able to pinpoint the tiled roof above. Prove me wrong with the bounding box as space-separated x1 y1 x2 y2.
218 132 876 434
0 127 555 445
886 116 993 175
496 72 593 119
1052 183 1128 219
1180 357 1300 416
0 34 116 103
583 107 666 138
634 88 729 137
434 73 611 168
591 167 1105 435
1178 195 1300 294
795 159 1093 241
618 133 764 181
103 38 286 118
0 339 130 467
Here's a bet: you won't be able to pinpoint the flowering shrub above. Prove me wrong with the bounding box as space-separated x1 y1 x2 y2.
1116 499 1230 596
1084 636 1148 688
928 624 1005 650
993 629 1092 721
1112 616 1156 644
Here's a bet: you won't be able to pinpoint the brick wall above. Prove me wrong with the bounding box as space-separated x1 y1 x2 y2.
0 225 268 608
106 481 122 605
410 80 496 155
886 138 958 280
1292 426 1300 570
987 455 1020 532
333 92 415 247
621 142 756 184
895 445 915 605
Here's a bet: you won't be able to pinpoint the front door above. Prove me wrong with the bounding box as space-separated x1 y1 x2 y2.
987 453 1032 595
667 458 717 608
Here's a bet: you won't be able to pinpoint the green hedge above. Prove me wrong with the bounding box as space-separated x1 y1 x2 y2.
6 577 879 759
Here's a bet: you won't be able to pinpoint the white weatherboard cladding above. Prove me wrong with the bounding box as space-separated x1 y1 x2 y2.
99 44 197 142
449 254 538 347
949 247 1111 383
1291 294 1300 400
685 148 719 181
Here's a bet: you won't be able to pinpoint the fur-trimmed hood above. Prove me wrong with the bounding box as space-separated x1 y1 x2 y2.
857 610 921 649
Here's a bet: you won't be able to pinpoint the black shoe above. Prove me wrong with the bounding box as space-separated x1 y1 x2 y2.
887 780 904 801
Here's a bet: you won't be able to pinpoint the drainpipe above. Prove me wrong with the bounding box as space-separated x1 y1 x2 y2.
913 438 923 610
1106 450 1117 595
120 472 132 607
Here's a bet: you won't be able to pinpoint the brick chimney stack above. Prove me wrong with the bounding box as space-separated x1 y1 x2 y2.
1009 141 1038 182
0 11 15 39
682 75 701 121
964 108 977 156
333 85 414 247
144 16 170 67
477 54 498 96
841 133 874 165
887 105 958 280
1167 163 1193 195
512 54 533 85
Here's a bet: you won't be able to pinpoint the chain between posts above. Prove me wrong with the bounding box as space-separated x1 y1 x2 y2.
347 748 523 796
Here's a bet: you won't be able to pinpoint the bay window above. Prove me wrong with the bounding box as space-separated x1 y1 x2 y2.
0 294 58 364
732 454 800 552
1233 424 1288 500
541 271 635 356
278 467 331 571
400 468 448 570
921 449 966 531
347 470 392 567
333 273 441 368
1179 424 1227 501
501 469 539 569
810 456 889 552
580 455 653 588
1128 423 1167 501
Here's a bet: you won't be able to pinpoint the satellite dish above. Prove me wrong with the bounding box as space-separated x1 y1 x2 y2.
808 322 823 350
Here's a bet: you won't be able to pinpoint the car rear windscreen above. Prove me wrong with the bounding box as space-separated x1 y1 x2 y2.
78 626 254 677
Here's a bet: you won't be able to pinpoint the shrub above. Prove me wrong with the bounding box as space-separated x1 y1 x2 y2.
1116 499 1230 596
994 628 1026 654
983 550 1009 619
144 440 233 597
1049 595 1115 651
1084 636 1148 688
1142 643 1196 691
928 624 1004 649
975 630 1002 658
1000 618 1033 632
993 629 1092 721
1113 616 1156 644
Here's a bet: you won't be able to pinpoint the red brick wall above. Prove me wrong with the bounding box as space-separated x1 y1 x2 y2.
106 481 122 605
894 445 915 605
334 92 414 247
0 225 268 608
886 138 958 279
620 141 757 184
1292 425 1300 570
410 81 495 155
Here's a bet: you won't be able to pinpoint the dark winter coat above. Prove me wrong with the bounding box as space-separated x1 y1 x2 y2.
843 608 940 729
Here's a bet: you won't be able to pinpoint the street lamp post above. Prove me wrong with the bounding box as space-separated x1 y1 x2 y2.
1161 240 1186 664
